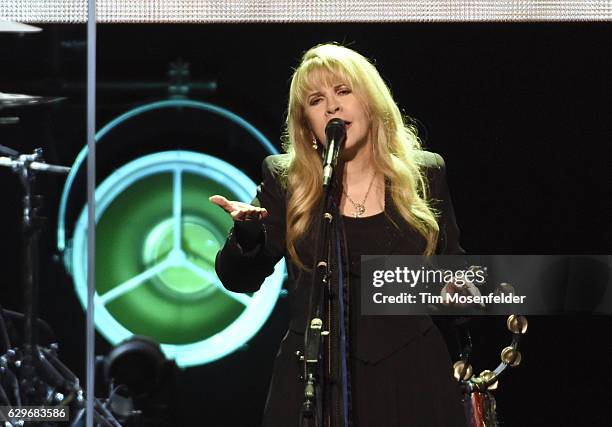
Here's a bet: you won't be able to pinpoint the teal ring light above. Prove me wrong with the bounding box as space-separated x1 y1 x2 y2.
57 100 283 367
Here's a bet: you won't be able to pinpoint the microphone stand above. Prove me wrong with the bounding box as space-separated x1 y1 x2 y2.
301 162 347 427
300 179 337 427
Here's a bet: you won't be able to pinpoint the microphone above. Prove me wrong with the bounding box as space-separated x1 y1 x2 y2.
322 118 347 187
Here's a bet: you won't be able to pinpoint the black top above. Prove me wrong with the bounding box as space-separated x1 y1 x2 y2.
216 153 467 427
342 211 388 356
343 211 388 277
342 212 388 424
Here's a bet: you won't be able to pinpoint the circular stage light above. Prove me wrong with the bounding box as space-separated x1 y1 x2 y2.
70 151 284 367
58 100 284 368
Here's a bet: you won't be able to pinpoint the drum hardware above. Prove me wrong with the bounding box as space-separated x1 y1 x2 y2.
0 149 72 175
0 144 121 426
0 144 73 424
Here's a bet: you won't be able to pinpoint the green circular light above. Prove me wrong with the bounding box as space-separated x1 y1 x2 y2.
143 215 222 297
70 151 285 367
58 100 283 368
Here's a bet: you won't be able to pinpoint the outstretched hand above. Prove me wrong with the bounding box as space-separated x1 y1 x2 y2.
209 195 268 222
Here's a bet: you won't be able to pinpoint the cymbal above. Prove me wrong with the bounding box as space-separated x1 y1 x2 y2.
0 21 42 33
0 92 65 108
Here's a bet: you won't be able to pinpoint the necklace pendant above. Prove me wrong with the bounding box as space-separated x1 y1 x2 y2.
354 204 366 218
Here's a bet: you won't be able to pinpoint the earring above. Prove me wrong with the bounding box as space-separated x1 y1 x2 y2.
311 135 318 150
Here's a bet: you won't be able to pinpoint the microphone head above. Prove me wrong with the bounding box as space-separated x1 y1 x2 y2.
325 118 347 144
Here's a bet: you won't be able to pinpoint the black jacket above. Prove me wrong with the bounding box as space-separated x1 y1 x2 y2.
216 151 467 427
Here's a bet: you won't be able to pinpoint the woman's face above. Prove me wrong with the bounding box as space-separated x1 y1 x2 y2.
303 76 371 152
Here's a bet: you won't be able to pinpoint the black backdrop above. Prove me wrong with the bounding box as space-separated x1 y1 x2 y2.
1 23 610 426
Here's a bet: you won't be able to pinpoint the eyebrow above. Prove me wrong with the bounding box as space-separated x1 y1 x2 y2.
307 84 349 99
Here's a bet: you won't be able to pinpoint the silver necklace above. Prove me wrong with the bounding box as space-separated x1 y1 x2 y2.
343 172 376 218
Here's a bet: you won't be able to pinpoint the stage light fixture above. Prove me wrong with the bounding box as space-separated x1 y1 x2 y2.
58 100 284 367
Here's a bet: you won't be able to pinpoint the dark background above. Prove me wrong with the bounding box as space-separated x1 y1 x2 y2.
1 23 610 426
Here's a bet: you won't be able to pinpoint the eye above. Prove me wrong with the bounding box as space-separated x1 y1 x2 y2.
309 97 322 106
337 87 351 95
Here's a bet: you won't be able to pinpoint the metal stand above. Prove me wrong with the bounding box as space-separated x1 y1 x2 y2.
0 147 121 426
0 148 70 404
300 161 349 427
20 149 45 403
300 185 336 427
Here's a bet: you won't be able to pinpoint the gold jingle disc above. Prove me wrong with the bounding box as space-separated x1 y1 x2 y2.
479 370 499 391
453 360 473 382
501 346 522 367
507 314 528 334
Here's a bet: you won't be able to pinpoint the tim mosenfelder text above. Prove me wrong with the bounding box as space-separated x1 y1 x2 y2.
372 292 526 304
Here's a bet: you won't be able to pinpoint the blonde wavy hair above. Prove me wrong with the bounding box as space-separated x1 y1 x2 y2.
277 43 440 269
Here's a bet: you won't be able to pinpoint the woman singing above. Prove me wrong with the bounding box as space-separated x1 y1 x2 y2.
211 43 467 427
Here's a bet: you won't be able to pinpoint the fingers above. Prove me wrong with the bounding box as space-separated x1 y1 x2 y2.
209 195 231 211
209 195 268 222
257 208 269 220
231 207 268 222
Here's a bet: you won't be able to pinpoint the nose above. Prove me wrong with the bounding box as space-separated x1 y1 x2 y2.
325 96 341 115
